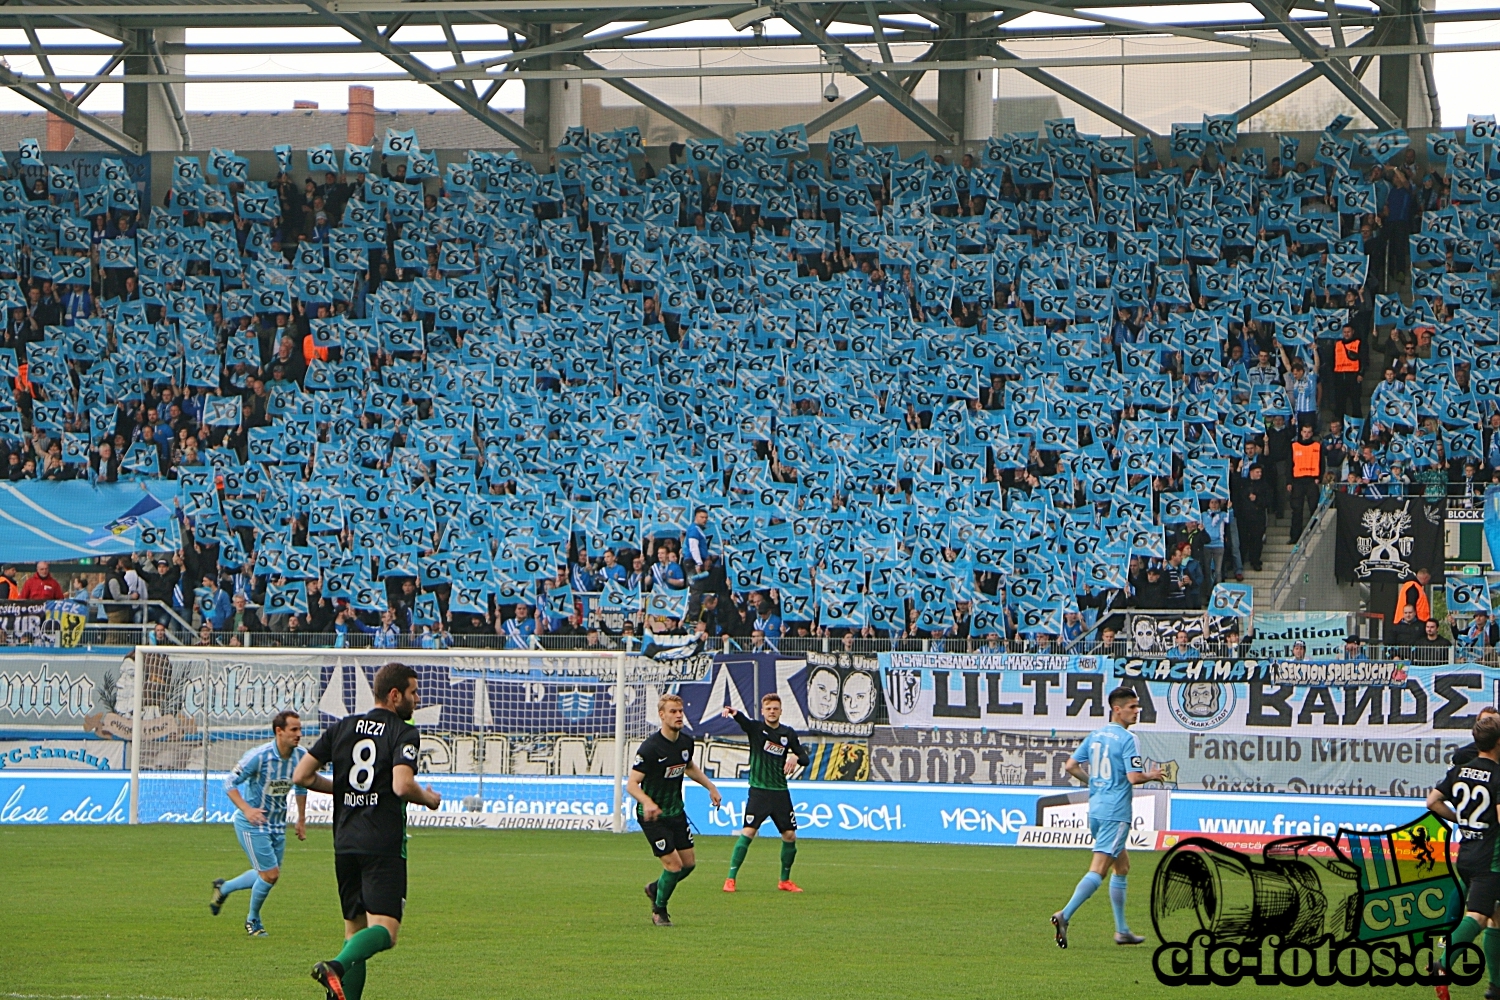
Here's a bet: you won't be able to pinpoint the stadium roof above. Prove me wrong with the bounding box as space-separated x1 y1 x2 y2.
0 0 1498 155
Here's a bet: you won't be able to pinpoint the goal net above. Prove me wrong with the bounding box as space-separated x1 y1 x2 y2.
124 646 711 831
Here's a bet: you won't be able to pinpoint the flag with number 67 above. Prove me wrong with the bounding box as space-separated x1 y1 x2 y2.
1209 582 1254 618
1447 578 1492 614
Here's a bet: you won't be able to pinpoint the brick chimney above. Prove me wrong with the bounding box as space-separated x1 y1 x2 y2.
294 100 319 109
348 85 374 146
46 93 76 151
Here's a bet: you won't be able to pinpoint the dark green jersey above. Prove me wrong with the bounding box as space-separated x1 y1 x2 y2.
632 729 695 819
1436 756 1500 872
731 710 809 791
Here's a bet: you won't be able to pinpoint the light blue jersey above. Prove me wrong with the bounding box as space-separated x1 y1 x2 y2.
1071 723 1142 824
226 741 307 834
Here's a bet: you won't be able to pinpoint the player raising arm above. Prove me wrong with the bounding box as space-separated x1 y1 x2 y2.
210 710 308 936
721 693 810 893
627 693 721 926
293 663 441 1000
1426 711 1500 992
1051 687 1163 949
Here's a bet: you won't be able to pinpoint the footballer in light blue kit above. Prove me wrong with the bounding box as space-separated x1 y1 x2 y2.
1051 687 1163 948
209 710 308 936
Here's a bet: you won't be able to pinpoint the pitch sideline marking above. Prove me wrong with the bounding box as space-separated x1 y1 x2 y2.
5 992 217 1000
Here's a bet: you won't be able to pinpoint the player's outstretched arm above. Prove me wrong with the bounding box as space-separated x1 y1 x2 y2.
294 789 308 841
722 705 755 734
1426 787 1457 822
393 764 441 810
292 752 333 794
626 768 660 821
1127 768 1165 785
684 762 722 809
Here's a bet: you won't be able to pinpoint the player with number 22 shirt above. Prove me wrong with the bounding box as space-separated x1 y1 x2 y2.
293 662 441 1000
1428 712 1500 992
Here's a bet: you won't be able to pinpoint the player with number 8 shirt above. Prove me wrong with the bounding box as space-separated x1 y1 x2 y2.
1428 712 1500 994
293 662 441 1000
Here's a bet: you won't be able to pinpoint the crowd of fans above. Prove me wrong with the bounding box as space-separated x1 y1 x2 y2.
0 118 1487 654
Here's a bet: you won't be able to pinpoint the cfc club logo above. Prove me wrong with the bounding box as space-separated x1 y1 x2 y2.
1149 814 1474 987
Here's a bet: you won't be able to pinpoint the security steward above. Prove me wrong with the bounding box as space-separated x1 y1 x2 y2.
1333 324 1363 418
1288 423 1323 544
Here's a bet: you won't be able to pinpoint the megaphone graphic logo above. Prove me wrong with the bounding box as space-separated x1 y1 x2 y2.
1149 813 1477 988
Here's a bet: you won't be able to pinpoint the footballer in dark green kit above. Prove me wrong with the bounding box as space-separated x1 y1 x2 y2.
627 693 722 926
722 693 810 893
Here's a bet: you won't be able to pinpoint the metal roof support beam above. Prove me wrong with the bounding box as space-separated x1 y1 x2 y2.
19 21 65 98
149 36 191 149
478 66 516 104
865 1 895 63
303 0 546 151
974 0 1293 52
460 5 751 74
989 42 1156 139
1413 8 1441 126
436 14 477 97
804 42 934 135
72 49 126 107
1249 0 1400 127
779 4 955 144
570 52 722 139
0 62 141 154
1233 22 1383 121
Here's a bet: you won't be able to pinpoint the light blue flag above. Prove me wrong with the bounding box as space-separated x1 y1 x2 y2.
1485 487 1500 581
1209 582 1254 618
1447 577 1492 614
643 587 688 620
264 580 309 616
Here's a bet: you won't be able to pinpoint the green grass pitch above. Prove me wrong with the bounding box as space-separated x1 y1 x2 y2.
0 825 1461 999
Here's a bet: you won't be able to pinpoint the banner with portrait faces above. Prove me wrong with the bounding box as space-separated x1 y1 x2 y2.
801 650 886 736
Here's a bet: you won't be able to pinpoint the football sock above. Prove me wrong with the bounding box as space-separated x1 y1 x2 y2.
1485 927 1500 986
1449 917 1482 971
780 841 797 880
655 864 694 908
335 925 392 969
247 876 273 922
221 869 259 895
1062 871 1103 921
1108 875 1129 934
341 960 366 1000
727 835 752 878
1452 916 1482 948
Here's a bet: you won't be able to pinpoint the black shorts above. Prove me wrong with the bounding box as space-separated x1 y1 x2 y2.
640 812 694 857
335 853 407 921
1460 857 1500 917
744 788 796 834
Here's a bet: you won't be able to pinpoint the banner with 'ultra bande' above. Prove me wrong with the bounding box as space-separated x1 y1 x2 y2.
879 654 1500 739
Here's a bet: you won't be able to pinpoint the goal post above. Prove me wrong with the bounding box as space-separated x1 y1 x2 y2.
123 646 705 831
